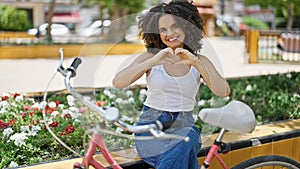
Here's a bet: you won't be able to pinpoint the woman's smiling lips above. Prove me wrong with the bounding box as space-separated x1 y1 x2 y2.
168 36 179 42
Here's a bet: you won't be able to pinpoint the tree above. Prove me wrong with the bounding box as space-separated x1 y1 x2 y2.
244 0 300 29
0 5 31 31
45 0 56 43
87 0 145 41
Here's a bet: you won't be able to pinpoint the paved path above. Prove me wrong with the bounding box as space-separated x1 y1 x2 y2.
0 37 299 94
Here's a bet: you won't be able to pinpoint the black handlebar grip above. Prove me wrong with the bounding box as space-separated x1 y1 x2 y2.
70 57 82 70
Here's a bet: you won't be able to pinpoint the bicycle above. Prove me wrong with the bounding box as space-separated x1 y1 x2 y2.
47 49 300 169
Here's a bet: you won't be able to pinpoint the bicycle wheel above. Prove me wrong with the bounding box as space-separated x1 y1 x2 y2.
232 155 300 169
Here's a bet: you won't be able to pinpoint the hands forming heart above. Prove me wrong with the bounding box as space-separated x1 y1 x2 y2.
159 47 195 65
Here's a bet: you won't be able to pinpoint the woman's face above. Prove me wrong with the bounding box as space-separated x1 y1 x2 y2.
158 14 185 50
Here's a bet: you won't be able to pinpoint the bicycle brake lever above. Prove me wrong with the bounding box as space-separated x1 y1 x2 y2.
57 48 67 76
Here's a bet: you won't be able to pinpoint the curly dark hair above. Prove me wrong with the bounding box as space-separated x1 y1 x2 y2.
138 0 204 55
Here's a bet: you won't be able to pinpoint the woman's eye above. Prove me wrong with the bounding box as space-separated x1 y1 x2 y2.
159 29 167 34
172 24 180 29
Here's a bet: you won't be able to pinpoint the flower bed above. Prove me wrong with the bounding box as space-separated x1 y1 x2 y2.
0 72 299 168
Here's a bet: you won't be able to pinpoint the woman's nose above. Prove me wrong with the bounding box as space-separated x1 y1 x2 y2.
166 29 175 36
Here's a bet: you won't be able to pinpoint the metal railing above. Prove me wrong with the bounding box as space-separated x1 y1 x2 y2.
244 29 300 64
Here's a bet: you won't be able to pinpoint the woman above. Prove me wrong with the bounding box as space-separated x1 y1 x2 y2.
113 1 230 168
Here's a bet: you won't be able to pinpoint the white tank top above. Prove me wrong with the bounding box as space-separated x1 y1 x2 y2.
144 65 201 112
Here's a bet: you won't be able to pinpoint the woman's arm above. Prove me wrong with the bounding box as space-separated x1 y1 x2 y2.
193 55 230 97
112 52 153 89
174 48 230 97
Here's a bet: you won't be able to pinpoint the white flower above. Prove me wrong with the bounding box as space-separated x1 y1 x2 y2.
0 100 8 109
39 101 48 110
198 100 206 106
223 96 230 101
245 84 252 91
121 100 128 104
51 110 60 117
15 95 24 102
209 97 218 107
126 90 133 97
8 161 18 168
21 126 30 133
128 97 135 103
103 89 111 96
286 73 292 79
58 104 65 109
48 101 57 108
115 98 123 104
3 128 14 138
115 127 124 133
62 109 71 118
9 133 28 147
11 102 17 107
26 97 35 103
67 95 76 106
31 102 40 109
103 89 115 98
139 95 145 101
139 89 147 95
31 125 41 132
27 130 37 136
68 107 81 119
139 89 147 101
192 114 198 120
27 125 41 136
47 120 54 125
69 106 79 112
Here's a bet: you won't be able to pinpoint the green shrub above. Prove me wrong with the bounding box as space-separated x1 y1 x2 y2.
197 72 299 124
0 5 32 31
242 16 269 29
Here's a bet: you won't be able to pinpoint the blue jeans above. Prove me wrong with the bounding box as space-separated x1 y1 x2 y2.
135 105 201 169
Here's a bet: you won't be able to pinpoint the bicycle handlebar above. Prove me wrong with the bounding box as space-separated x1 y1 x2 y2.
56 49 189 142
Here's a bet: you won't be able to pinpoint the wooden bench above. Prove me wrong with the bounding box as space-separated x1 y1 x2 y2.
20 119 300 169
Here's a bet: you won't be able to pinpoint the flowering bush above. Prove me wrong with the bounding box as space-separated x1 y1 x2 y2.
196 72 300 124
0 93 84 168
0 72 299 168
0 87 147 168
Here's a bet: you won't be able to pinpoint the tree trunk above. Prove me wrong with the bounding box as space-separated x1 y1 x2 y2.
46 0 56 43
286 2 294 29
98 0 104 35
108 3 128 42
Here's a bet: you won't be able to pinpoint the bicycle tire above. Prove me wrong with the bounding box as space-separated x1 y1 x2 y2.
232 155 300 169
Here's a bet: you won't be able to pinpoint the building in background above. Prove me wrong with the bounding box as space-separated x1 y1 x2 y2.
0 0 82 32
193 0 217 37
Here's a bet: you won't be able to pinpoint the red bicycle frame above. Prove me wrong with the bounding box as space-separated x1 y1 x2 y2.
75 133 122 169
201 128 229 169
